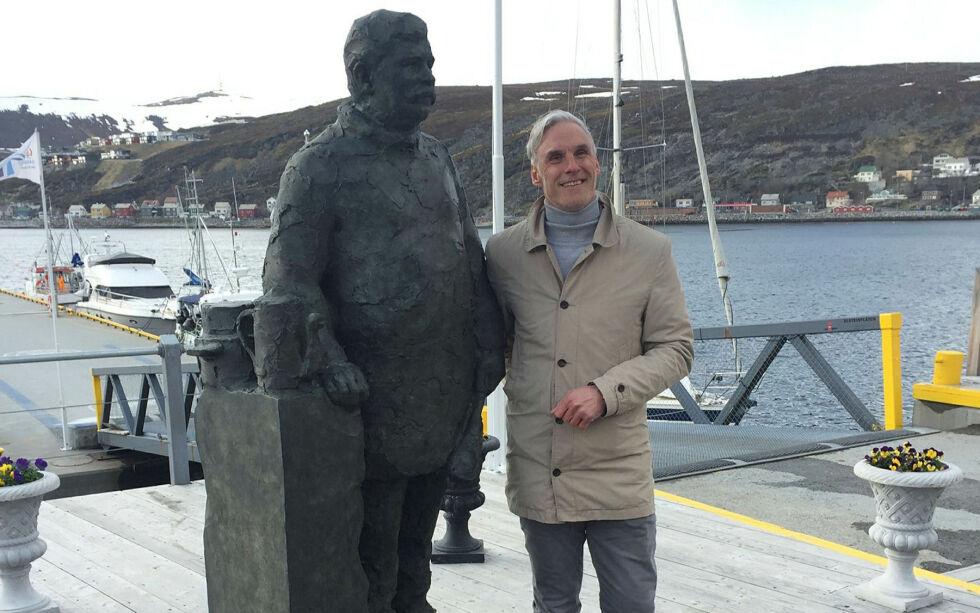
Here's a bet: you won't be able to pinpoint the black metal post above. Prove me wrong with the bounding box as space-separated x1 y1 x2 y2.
431 435 500 564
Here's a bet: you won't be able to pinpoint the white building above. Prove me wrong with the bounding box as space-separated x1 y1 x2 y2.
67 204 88 217
760 193 780 206
854 166 882 183
866 190 908 202
674 198 693 208
972 189 980 206
213 201 233 218
933 153 952 172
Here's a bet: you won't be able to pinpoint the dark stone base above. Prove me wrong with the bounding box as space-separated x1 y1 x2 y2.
196 387 367 612
430 549 486 564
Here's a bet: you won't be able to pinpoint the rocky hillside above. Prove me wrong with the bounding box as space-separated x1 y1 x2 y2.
2 63 978 216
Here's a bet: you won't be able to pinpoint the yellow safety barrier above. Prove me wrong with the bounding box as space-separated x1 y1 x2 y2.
481 405 488 436
879 312 903 430
92 371 104 430
932 350 964 386
0 288 160 341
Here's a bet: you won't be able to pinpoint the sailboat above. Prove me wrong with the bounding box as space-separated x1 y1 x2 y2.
23 215 86 305
163 170 260 345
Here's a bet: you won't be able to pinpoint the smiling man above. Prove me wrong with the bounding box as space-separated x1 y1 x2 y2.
486 110 694 612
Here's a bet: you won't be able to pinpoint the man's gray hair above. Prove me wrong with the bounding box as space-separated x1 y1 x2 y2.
525 110 596 165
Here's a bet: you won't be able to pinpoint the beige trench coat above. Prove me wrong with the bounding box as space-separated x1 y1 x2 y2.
485 195 694 523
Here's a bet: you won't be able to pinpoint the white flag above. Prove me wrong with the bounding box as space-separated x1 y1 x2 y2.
0 131 42 185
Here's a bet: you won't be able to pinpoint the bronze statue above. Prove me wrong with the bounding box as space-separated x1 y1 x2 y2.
254 9 504 612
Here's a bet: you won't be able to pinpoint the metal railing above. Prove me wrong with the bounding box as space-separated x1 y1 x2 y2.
0 335 192 484
665 313 903 431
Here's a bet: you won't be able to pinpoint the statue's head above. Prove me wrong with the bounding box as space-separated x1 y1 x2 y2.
345 10 435 133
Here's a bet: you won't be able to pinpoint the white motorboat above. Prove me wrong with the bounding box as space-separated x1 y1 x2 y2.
73 238 176 336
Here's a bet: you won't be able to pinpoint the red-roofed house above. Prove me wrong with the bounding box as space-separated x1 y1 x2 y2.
826 191 851 210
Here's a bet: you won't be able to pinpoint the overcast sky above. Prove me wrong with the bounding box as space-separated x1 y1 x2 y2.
6 0 978 112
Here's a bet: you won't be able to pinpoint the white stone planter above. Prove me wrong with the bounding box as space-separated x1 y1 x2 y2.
0 472 60 613
853 459 963 612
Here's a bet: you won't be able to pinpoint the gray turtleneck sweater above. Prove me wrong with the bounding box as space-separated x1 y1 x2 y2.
544 196 600 280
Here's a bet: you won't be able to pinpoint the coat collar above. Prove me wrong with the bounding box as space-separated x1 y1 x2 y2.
522 192 619 252
335 101 421 151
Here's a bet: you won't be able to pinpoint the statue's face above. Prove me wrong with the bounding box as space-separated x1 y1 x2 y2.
366 35 435 132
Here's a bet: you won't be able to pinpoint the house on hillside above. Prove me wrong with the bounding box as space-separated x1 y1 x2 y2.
100 150 132 160
238 203 259 219
67 205 88 217
162 197 180 217
674 197 693 208
213 201 233 219
972 189 980 206
113 203 136 217
932 154 952 171
866 189 907 203
140 200 160 217
826 190 851 209
760 193 780 206
185 202 206 216
90 203 111 218
921 186 943 201
854 166 882 183
894 169 917 182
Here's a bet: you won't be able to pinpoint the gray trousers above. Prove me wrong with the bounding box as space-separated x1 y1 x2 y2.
520 514 657 613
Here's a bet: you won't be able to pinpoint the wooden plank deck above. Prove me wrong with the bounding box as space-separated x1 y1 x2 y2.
31 472 980 612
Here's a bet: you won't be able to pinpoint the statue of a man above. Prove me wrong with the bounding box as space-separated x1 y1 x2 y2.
258 9 504 612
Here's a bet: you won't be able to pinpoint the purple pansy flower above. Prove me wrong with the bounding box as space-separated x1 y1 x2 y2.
35 458 48 471
13 469 23 483
15 458 29 470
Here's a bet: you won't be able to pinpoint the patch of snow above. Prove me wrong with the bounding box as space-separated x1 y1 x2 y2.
575 91 614 99
521 96 558 102
580 84 595 88
662 85 677 89
899 82 914 87
0 90 295 137
960 74 980 83
535 91 563 96
937 91 943 95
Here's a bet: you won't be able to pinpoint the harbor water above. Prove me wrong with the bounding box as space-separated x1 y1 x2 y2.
2 219 978 429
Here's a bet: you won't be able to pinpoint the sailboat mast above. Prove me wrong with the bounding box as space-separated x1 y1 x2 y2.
612 0 624 215
35 130 71 450
672 0 739 371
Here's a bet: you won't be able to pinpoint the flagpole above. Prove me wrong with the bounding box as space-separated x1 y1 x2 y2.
35 129 71 450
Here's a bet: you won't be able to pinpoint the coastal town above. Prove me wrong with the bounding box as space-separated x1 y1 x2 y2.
1 124 979 226
624 152 980 223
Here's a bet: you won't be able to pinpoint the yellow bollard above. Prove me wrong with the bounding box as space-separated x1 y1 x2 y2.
932 351 964 386
481 405 488 436
879 313 903 430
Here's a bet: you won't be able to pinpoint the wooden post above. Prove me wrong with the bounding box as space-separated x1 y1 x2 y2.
967 268 980 376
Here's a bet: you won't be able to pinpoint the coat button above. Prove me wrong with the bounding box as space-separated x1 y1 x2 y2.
560 300 569 309
555 417 563 424
617 384 626 392
552 468 561 477
557 359 567 367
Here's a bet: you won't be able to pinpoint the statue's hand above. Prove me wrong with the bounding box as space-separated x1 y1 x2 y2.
474 347 505 398
448 395 486 482
448 432 481 482
322 361 369 407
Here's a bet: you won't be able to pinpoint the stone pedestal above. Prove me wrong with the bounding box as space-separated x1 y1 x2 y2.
196 388 367 612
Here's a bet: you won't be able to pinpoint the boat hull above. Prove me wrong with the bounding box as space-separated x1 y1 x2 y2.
72 302 175 336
